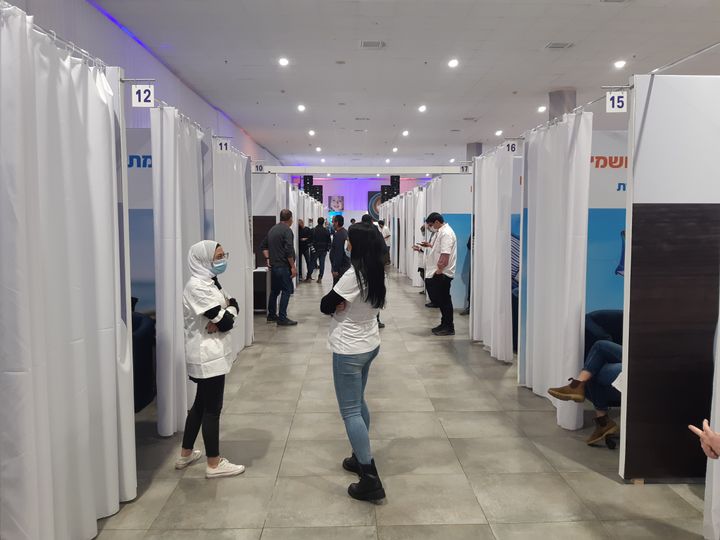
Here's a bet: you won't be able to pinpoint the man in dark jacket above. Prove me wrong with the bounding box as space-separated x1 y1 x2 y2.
260 209 298 326
312 217 332 283
298 218 314 282
330 215 350 284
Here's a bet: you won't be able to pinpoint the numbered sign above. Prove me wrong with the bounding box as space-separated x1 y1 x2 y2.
217 141 229 151
606 90 627 114
505 141 521 154
131 84 154 108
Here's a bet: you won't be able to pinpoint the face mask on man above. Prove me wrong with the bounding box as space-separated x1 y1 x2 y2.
212 260 228 274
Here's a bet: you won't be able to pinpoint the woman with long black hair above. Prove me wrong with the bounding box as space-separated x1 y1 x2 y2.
320 222 387 502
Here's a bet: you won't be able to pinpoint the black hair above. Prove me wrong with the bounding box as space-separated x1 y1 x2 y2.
317 217 325 226
347 222 386 309
378 220 385 227
280 209 293 222
425 212 444 224
333 215 345 227
361 214 374 224
350 218 356 223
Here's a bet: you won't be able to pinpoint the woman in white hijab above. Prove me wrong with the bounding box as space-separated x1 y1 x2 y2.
175 240 245 478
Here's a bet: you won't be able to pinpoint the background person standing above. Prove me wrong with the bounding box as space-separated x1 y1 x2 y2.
419 212 457 336
378 219 391 265
298 218 314 282
330 214 351 284
260 209 298 326
312 217 332 283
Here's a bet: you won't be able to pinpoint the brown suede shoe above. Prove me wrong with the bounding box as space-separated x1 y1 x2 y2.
548 378 586 403
586 416 619 445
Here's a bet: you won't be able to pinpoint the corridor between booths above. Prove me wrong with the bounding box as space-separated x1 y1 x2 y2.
103 270 702 539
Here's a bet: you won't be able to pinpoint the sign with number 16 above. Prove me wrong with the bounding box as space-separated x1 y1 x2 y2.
606 91 628 114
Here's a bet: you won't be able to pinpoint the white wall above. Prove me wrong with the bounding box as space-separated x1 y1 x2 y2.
440 174 473 214
15 0 280 164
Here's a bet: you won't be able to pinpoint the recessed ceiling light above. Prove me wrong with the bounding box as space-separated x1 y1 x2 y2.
385 158 391 163
538 106 547 113
321 158 326 163
495 130 503 137
392 147 398 153
402 130 409 137
425 173 430 177
448 58 459 68
297 104 306 112
308 129 315 136
418 104 427 113
326 173 331 177
315 147 322 152
376 173 380 177
449 158 456 163
278 57 289 66
614 60 627 69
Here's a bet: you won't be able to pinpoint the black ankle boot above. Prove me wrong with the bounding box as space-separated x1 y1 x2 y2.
348 460 386 502
343 453 361 475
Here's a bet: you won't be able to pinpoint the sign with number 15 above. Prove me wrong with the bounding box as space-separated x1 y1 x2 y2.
131 84 154 108
606 91 627 114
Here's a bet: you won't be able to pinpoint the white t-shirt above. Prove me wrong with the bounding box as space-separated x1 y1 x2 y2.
327 266 381 355
381 225 391 247
425 223 457 278
183 276 236 378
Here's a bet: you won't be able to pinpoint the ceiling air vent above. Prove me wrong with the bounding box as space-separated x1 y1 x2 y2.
463 117 478 122
355 117 371 121
601 0 628 3
360 40 386 50
545 42 574 49
450 129 461 132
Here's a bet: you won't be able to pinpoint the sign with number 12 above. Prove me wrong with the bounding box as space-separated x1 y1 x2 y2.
131 84 154 108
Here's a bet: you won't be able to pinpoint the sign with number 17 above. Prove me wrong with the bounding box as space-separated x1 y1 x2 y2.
606 91 628 114
131 84 154 108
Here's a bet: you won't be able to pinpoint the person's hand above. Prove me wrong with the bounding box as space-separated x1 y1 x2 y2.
689 419 720 459
335 301 347 313
412 245 422 252
265 258 271 268
206 322 219 334
332 272 339 279
291 266 297 278
434 270 443 275
420 241 431 248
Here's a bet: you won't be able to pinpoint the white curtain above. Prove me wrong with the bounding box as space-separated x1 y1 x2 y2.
411 188 426 287
212 143 253 350
471 148 514 362
0 6 136 539
151 107 205 436
706 304 720 539
398 194 407 275
524 112 593 430
275 175 286 217
288 185 299 283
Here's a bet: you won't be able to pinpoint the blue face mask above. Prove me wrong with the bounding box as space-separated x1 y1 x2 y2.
212 260 228 274
345 248 351 259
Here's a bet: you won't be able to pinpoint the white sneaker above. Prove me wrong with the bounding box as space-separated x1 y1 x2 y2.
206 458 246 479
174 449 202 470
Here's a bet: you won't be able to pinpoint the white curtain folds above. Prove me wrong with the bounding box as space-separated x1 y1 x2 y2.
212 142 253 350
0 6 136 539
471 148 514 362
411 187 427 287
151 107 205 436
524 112 593 430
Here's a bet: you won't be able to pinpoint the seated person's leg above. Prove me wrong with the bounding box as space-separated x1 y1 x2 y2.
548 340 621 403
585 363 622 445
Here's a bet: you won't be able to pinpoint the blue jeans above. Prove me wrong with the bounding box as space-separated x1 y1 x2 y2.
315 251 327 278
268 266 293 320
584 340 622 411
333 346 380 465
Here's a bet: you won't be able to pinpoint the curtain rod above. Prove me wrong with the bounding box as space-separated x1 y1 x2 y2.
651 40 720 75
154 98 207 132
1 1 107 69
211 135 249 158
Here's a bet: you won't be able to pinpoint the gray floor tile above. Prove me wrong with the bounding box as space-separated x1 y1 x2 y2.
144 530 262 540
602 518 704 539
220 413 294 441
95 531 147 540
100 478 179 530
225 399 299 414
182 440 285 478
491 521 609 540
372 412 447 439
468 472 595 524
376 474 487 526
437 412 523 439
150 477 275 529
296 396 339 413
243 364 308 382
430 396 503 411
451 437 554 474
279 439 352 477
669 484 705 513
260 526 377 540
266 476 376 527
366 397 435 412
562 472 702 521
288 412 348 440
374 438 465 476
378 524 495 540
531 436 620 474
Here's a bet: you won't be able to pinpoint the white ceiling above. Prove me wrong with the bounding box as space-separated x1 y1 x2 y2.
96 0 720 166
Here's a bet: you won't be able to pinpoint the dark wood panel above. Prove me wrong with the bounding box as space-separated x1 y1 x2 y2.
625 203 720 479
253 215 276 268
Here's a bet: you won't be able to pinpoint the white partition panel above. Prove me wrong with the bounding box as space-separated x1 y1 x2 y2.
471 148 514 362
524 112 593 430
412 188 427 287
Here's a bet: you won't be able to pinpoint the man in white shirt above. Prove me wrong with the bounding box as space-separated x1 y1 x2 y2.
419 212 457 336
378 220 391 264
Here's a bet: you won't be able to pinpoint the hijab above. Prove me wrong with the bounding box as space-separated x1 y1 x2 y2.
188 240 219 282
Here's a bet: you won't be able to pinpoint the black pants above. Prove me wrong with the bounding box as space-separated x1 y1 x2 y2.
426 274 454 329
182 374 225 458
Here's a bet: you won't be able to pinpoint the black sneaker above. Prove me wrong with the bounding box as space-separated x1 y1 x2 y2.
432 327 455 336
267 315 278 323
277 318 298 326
378 321 386 329
425 302 439 308
431 324 444 332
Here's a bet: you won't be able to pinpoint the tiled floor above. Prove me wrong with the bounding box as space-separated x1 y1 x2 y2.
98 271 705 539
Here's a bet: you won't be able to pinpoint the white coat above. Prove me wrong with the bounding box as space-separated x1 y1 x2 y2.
183 241 237 379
